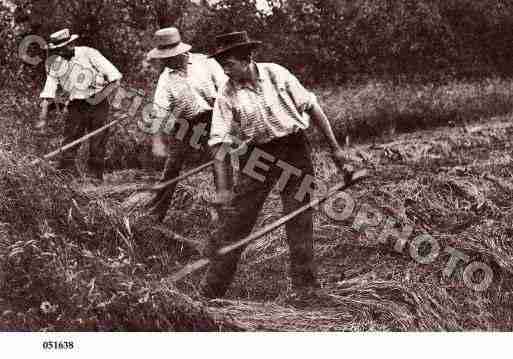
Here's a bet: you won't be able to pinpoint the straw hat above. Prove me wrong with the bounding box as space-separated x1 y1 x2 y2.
147 27 192 59
48 28 79 49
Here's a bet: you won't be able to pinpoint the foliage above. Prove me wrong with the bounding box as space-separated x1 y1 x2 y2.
3 0 513 93
193 0 513 83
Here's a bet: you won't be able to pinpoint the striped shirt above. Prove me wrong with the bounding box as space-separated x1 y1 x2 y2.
209 62 317 146
151 53 227 124
40 46 122 100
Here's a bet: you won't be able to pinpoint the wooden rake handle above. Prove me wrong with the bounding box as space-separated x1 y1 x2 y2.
167 169 369 283
30 118 122 166
139 142 250 192
141 160 216 192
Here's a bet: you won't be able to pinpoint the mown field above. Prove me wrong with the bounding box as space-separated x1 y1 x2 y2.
0 78 512 331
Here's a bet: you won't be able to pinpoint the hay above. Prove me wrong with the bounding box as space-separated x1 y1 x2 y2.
217 117 513 331
212 276 493 331
0 151 240 331
2 114 513 331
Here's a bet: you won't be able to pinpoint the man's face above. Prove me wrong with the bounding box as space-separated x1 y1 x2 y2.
218 55 249 81
54 44 75 60
143 57 162 73
163 52 189 71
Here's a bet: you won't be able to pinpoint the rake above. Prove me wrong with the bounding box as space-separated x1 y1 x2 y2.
30 116 126 166
166 169 369 283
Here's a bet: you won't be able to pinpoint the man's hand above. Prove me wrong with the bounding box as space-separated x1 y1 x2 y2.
152 134 168 158
211 190 237 219
213 189 234 206
332 147 359 183
203 238 221 259
34 119 47 131
62 101 69 115
35 102 49 131
107 80 122 96
332 147 347 170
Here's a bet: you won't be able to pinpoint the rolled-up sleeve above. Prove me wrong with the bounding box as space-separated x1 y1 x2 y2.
208 58 228 92
209 95 237 146
87 48 122 82
153 73 171 114
284 68 318 113
150 72 176 130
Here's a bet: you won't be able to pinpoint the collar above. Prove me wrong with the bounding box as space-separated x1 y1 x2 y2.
169 55 194 75
230 61 263 91
66 47 77 61
254 62 264 81
166 63 189 76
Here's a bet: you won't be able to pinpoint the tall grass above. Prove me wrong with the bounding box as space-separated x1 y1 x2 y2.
103 77 513 168
317 77 513 143
4 77 513 170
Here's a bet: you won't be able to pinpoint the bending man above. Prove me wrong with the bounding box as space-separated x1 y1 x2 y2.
144 27 227 222
38 28 122 181
201 31 355 299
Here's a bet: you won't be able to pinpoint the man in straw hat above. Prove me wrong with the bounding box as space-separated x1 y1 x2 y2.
37 28 122 181
144 27 227 222
200 31 358 299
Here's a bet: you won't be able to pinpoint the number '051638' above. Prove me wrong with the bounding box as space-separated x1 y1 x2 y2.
42 341 74 350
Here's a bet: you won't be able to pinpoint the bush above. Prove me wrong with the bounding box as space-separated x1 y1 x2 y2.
6 0 513 90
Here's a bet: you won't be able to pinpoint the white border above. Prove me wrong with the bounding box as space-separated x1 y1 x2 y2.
0 332 510 359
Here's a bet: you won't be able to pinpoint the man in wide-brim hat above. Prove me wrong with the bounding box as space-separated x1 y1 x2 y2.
144 27 227 223
201 31 358 300
37 28 122 182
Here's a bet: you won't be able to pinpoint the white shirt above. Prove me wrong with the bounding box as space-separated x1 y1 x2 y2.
152 53 227 122
40 46 123 100
209 62 317 146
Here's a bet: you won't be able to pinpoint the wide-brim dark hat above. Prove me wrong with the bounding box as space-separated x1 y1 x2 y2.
209 31 261 59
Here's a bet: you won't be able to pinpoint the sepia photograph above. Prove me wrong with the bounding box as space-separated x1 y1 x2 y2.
1 0 512 352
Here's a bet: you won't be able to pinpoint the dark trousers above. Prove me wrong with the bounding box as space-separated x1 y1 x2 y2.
58 98 110 180
149 111 212 222
200 131 317 299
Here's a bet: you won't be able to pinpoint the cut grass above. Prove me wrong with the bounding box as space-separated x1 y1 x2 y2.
1 79 513 331
217 116 513 330
0 151 241 331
